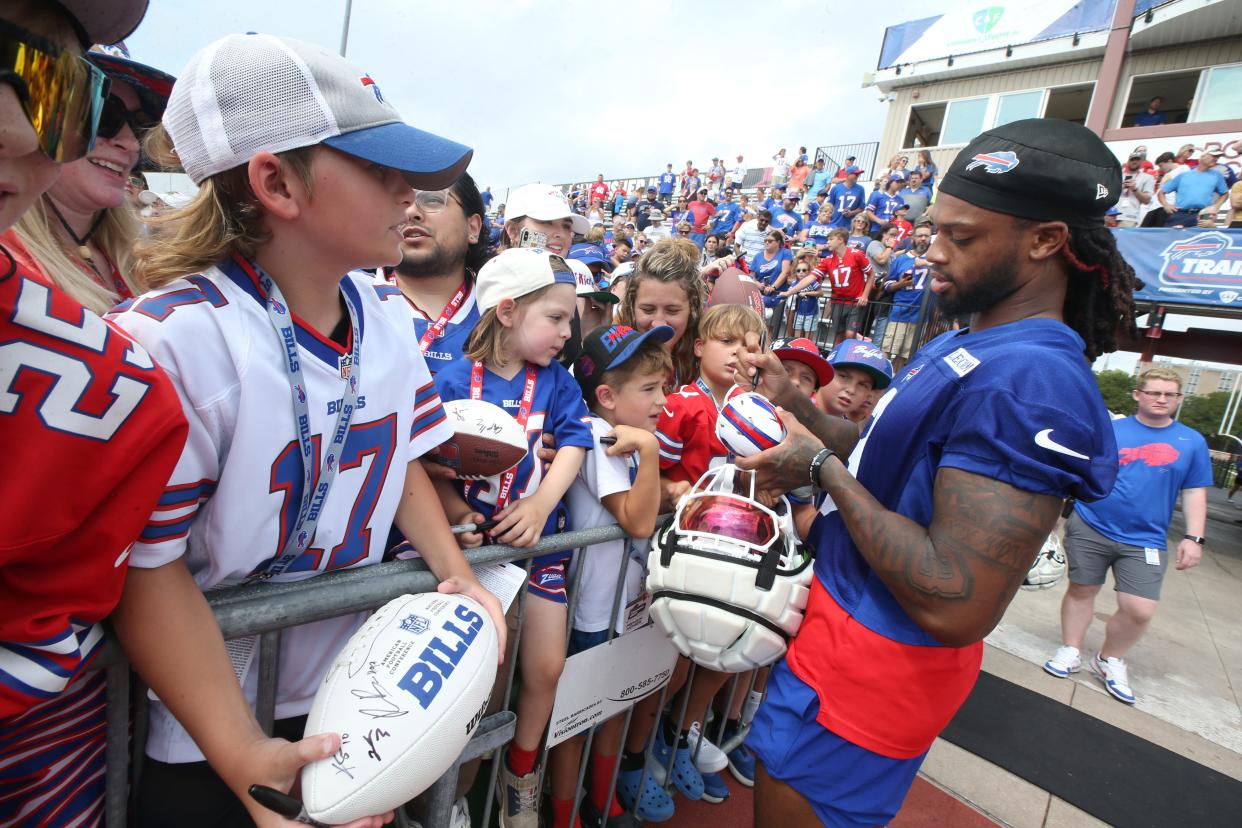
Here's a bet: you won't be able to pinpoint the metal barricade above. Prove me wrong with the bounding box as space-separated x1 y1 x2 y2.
95 520 764 827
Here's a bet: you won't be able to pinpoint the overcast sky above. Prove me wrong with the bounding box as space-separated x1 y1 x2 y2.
126 0 938 199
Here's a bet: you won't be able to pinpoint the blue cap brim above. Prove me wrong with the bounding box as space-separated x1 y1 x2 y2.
607 325 675 371
87 53 175 118
324 122 473 190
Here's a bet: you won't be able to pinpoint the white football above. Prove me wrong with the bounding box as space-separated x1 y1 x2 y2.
301 593 498 824
716 392 786 457
428 399 528 480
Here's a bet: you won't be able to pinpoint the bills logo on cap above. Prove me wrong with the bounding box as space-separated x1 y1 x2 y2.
602 325 636 351
360 74 384 103
965 151 1019 174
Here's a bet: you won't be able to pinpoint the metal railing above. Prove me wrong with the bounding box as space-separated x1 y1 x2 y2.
95 519 761 827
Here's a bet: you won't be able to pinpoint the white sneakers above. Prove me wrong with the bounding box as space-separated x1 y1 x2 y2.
686 721 729 773
1044 644 1137 704
1043 645 1081 678
1091 653 1137 704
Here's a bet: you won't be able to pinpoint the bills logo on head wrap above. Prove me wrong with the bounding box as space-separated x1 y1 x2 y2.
360 74 384 103
965 151 1019 174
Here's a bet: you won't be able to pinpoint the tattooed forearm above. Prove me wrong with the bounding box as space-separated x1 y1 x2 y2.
819 461 1062 646
781 391 859 457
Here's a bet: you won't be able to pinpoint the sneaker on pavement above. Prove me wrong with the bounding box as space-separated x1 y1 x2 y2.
726 740 756 787
616 765 675 822
1043 645 1081 678
497 760 543 828
686 721 729 773
650 727 704 800
1091 653 1136 704
700 771 731 804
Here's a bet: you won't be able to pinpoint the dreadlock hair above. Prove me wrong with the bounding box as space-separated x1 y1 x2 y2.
1060 227 1139 363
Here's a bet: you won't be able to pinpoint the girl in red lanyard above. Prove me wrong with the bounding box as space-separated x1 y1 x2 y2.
9 49 172 314
433 247 594 828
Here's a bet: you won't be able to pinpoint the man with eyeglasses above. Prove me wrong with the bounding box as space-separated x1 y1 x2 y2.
1044 367 1210 705
382 174 488 375
1 2 188 825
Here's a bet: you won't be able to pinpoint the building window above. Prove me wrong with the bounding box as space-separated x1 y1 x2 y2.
941 97 990 145
903 84 1093 149
1186 366 1201 394
1195 64 1242 123
995 90 1044 127
1122 63 1242 127
1221 372 1236 392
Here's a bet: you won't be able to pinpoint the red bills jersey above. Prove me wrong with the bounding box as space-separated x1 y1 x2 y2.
590 182 610 204
0 235 187 717
814 249 873 304
656 381 730 483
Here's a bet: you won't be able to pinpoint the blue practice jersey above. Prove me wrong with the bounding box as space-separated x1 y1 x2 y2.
806 222 833 247
380 272 480 375
659 172 677 194
811 318 1117 648
827 182 865 228
434 360 594 536
885 253 930 322
769 207 803 237
1075 417 1211 549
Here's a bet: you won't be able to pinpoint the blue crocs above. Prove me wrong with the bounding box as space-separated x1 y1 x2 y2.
616 766 675 822
700 771 731 804
650 727 705 800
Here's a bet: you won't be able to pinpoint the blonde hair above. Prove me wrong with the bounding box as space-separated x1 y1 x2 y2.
14 198 142 314
134 125 317 288
697 303 764 343
592 342 673 411
1136 367 1182 391
585 224 606 244
617 237 704 385
464 285 553 367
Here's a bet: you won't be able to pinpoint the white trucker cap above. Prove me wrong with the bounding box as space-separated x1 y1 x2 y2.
163 33 471 186
506 183 591 235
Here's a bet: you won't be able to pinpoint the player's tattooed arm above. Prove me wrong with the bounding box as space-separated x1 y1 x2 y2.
822 461 1062 646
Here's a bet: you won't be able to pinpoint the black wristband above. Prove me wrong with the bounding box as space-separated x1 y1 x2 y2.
1184 534 1205 545
808 447 836 489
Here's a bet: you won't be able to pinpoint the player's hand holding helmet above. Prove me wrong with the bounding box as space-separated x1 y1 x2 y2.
647 464 813 672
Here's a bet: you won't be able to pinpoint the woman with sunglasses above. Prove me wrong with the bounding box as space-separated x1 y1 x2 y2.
12 49 173 314
0 3 187 827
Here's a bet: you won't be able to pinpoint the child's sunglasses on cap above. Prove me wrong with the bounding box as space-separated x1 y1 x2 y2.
0 20 110 163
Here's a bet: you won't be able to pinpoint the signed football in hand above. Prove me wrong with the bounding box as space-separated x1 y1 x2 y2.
708 267 765 316
301 593 499 824
428 399 528 479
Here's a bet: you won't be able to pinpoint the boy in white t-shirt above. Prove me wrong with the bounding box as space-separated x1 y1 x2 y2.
545 324 674 826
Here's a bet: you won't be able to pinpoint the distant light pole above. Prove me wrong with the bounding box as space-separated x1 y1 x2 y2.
339 0 354 56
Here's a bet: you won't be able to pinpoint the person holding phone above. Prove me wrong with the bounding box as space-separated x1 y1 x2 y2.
500 183 589 256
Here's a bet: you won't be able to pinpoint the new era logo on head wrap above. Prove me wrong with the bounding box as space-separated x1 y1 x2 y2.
965 151 1019 174
360 74 384 103
1095 183 1109 200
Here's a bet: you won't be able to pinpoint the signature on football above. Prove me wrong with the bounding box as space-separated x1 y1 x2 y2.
351 677 409 719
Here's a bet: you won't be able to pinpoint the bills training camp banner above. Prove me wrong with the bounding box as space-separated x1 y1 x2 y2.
1114 228 1242 310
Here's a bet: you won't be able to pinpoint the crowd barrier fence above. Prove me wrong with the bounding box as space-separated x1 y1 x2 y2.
93 519 762 828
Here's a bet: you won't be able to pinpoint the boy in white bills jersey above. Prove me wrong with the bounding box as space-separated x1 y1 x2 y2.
107 34 504 828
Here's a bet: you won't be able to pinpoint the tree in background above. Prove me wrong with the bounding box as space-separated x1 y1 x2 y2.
1177 391 1231 441
1094 369 1137 416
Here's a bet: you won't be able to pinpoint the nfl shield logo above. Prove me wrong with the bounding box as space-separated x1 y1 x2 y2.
400 614 430 634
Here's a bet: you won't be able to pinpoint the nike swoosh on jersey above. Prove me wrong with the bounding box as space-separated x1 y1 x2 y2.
1034 428 1089 460
663 407 674 417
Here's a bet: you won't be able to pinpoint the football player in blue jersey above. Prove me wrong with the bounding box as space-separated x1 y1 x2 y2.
732 118 1140 828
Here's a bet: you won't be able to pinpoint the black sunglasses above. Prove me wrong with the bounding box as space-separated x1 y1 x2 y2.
96 93 157 141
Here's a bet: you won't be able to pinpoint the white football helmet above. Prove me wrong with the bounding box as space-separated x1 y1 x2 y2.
647 464 813 672
1021 532 1067 590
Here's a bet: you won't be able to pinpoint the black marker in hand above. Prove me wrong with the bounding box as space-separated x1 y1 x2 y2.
249 785 328 827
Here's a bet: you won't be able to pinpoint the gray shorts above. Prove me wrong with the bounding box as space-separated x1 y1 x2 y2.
828 302 864 333
1064 511 1168 600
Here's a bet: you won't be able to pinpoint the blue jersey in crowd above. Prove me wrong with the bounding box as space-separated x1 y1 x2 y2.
866 191 906 233
769 207 803 237
1075 416 1211 549
827 182 866 228
709 201 743 235
659 171 677 195
751 247 792 289
806 221 833 247
885 252 930 322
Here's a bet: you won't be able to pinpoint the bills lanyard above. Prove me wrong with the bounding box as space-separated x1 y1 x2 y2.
388 271 471 354
696 377 723 411
470 360 536 510
245 255 362 580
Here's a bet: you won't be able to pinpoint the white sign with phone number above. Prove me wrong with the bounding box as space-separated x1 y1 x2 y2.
545 622 678 748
